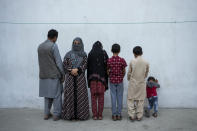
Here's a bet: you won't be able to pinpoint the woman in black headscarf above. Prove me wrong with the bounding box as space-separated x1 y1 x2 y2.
62 37 89 120
87 41 109 120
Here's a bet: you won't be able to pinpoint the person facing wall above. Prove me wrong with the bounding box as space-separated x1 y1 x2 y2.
145 76 160 118
37 29 65 121
87 41 109 120
127 46 149 122
61 37 89 120
107 44 127 121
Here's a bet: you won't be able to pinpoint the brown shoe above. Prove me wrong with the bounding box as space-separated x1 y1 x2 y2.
153 113 158 118
53 116 60 121
44 113 52 120
145 109 150 118
136 117 142 121
116 115 122 120
98 116 103 120
92 116 97 120
129 117 135 122
112 115 117 121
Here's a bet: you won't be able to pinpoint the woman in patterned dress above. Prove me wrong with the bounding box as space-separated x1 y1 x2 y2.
62 37 89 120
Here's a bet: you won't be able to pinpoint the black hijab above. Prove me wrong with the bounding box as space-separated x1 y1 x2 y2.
87 41 109 89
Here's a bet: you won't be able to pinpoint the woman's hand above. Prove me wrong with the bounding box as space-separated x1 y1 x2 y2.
71 68 78 76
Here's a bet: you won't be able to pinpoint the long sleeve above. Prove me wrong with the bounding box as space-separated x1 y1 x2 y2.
145 63 149 78
154 82 160 88
127 62 132 81
78 56 87 75
63 57 72 74
52 44 65 76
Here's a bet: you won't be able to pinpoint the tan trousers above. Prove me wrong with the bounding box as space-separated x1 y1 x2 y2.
127 99 144 118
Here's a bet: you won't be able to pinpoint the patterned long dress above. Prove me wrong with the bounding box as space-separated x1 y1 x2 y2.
62 56 90 120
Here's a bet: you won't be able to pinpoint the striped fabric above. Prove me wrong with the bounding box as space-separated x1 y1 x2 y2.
62 57 89 120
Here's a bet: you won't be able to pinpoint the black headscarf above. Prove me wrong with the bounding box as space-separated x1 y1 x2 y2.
87 41 109 90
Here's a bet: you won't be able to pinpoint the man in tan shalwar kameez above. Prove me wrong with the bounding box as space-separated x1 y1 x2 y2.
127 46 149 121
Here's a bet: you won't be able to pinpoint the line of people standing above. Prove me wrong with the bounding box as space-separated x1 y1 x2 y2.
38 29 156 122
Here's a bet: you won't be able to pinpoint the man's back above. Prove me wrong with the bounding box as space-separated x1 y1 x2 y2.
38 40 60 79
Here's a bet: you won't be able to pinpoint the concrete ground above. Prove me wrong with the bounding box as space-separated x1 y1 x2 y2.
0 108 197 131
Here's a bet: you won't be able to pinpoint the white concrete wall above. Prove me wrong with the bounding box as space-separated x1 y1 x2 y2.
0 0 197 108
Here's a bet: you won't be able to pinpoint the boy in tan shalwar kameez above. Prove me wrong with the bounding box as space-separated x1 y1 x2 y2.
127 46 149 121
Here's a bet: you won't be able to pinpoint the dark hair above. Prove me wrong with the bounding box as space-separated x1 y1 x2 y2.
133 46 143 56
111 43 120 53
93 41 103 49
47 29 58 39
148 76 156 82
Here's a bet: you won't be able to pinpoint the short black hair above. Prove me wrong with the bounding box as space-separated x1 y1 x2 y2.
111 43 120 53
148 76 156 82
47 29 58 39
133 46 143 56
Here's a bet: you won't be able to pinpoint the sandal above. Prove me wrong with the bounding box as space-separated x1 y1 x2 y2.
129 117 135 122
98 116 103 120
112 115 117 121
153 113 158 117
44 113 52 120
92 116 97 120
145 109 150 118
116 115 122 120
53 116 61 121
136 117 142 121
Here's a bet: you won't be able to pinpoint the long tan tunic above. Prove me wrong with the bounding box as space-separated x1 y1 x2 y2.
127 56 149 100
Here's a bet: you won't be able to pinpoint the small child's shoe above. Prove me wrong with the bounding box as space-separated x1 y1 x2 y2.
152 112 158 117
145 109 150 118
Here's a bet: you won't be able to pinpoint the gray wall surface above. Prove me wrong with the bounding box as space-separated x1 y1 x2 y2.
0 0 197 108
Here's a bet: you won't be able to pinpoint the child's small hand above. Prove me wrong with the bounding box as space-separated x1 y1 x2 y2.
155 79 158 83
